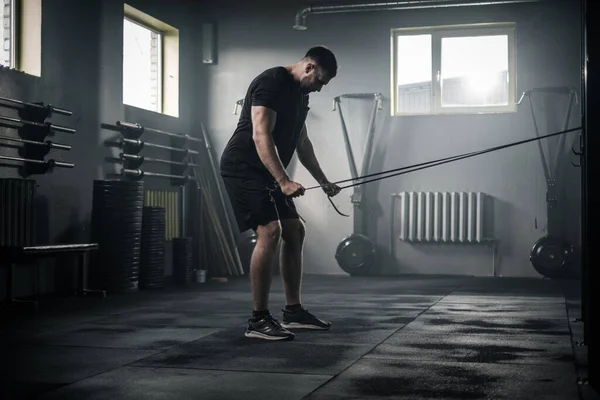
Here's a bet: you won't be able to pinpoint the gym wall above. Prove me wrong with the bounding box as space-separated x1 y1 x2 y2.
203 0 582 277
0 0 207 298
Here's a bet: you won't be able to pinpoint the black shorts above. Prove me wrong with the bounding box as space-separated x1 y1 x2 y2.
221 175 299 233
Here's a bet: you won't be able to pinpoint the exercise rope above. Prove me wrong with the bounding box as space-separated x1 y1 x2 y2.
305 126 582 217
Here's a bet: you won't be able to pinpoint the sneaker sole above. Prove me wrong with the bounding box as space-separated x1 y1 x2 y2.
245 330 295 341
281 322 331 330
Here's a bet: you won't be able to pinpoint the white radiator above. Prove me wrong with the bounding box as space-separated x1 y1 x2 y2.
393 191 493 243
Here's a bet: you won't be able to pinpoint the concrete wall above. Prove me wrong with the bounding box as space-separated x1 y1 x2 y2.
204 0 583 277
0 0 205 297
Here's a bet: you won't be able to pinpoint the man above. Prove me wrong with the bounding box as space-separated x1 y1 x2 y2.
219 46 341 341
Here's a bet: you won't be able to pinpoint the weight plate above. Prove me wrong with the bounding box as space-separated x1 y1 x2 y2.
529 235 574 279
335 234 376 276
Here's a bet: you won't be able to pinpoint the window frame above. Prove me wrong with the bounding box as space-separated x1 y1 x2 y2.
123 15 164 114
2 0 17 69
390 22 517 117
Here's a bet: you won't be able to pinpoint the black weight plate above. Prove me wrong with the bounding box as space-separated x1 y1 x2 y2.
335 233 376 276
530 235 574 279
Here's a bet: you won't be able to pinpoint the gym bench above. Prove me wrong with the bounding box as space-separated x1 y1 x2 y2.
0 243 106 310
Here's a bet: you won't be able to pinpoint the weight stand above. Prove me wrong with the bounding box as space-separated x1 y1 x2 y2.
332 92 383 275
517 86 578 278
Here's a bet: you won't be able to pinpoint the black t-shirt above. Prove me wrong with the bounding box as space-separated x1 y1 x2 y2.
219 66 310 181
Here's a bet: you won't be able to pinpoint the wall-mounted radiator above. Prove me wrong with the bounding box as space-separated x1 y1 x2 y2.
391 191 494 244
144 189 182 241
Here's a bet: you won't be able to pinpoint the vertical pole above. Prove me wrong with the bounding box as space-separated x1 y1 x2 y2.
583 0 599 390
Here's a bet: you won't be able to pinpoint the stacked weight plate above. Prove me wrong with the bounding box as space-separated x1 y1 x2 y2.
0 178 36 247
91 180 144 292
140 206 166 289
173 237 193 285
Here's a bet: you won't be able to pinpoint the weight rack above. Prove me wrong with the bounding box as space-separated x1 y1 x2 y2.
0 95 76 175
102 120 244 278
0 95 106 310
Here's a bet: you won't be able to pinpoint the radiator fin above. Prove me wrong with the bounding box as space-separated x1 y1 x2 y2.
144 189 180 241
396 191 492 243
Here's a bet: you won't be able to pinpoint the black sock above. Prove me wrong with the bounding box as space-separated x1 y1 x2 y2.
252 309 270 320
285 303 302 312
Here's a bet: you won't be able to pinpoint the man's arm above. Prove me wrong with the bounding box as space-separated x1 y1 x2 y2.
296 124 328 184
251 105 290 185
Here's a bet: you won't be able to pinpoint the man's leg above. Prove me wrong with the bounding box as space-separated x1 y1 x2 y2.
278 218 305 307
274 199 332 331
251 220 281 313
221 175 295 341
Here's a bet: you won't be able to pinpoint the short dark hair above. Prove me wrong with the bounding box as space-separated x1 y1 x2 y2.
304 46 338 78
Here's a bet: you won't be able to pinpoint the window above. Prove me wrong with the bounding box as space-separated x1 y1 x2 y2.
1 0 16 68
391 23 516 116
123 17 163 113
0 0 42 77
123 4 179 117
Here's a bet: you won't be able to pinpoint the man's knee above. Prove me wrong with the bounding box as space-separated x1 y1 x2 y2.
281 218 305 244
256 220 281 248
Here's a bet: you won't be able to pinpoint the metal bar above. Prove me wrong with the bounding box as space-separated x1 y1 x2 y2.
120 153 200 168
585 0 598 388
0 96 72 116
334 98 359 180
116 120 202 143
360 94 383 178
120 138 199 155
0 135 71 150
0 155 74 168
580 0 589 339
525 96 552 181
335 93 383 100
551 92 575 173
0 115 76 134
200 123 245 276
517 86 579 104
121 168 189 180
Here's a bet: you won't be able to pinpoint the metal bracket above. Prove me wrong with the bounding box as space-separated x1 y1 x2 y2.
571 139 582 167
546 179 558 205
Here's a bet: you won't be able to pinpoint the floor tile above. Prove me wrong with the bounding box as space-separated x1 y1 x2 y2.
36 366 333 400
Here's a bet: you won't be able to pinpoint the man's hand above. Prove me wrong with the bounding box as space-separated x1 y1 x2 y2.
321 181 341 197
279 179 305 198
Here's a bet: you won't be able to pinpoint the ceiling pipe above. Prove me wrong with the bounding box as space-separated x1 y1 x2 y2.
293 0 550 30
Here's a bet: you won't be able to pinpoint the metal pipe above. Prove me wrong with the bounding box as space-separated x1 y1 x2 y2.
0 155 74 168
0 115 76 134
0 95 72 116
334 98 359 180
552 92 576 172
0 135 71 150
293 0 550 30
120 138 200 155
121 168 190 180
120 153 200 168
116 120 202 143
360 93 383 178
